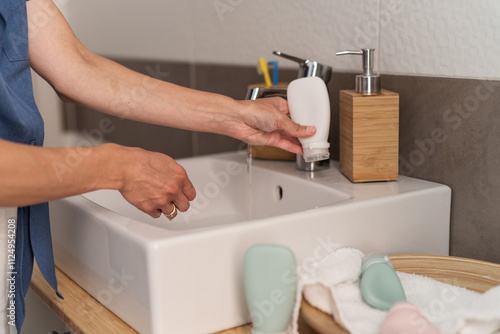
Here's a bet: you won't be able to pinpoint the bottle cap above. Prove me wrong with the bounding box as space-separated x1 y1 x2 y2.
361 254 392 274
303 141 330 162
252 330 289 334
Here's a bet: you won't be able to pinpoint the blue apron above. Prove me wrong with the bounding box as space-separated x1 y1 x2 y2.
0 0 63 331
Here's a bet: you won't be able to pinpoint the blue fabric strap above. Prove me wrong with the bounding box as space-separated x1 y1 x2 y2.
15 205 63 332
29 203 62 300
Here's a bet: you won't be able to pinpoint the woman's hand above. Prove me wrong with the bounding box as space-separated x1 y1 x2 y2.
231 97 316 155
115 146 196 220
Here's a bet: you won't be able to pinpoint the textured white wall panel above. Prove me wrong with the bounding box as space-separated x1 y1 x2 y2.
189 0 378 72
60 0 195 62
60 0 500 79
379 0 500 79
61 0 378 72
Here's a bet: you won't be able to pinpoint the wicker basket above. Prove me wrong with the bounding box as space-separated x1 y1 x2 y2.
300 255 500 334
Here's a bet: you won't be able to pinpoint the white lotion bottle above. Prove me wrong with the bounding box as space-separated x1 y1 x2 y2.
287 77 331 162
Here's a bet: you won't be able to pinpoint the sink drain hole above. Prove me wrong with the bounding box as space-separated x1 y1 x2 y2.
273 185 283 201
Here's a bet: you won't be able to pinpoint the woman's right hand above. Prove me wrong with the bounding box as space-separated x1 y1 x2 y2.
112 145 196 220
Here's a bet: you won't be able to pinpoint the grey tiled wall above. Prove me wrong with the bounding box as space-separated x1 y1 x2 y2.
65 59 500 264
384 75 500 263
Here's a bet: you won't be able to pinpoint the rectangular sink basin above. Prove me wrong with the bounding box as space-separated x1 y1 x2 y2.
84 155 350 230
50 151 451 334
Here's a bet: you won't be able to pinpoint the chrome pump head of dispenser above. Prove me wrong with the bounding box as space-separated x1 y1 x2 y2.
336 48 380 95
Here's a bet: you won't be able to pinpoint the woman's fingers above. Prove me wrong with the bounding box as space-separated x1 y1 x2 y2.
163 202 178 220
172 192 190 212
279 117 316 138
234 98 316 154
182 177 197 201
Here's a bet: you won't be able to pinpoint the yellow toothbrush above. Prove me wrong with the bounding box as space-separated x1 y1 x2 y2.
259 57 273 87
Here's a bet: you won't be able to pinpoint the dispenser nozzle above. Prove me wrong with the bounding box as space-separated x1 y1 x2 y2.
336 48 380 95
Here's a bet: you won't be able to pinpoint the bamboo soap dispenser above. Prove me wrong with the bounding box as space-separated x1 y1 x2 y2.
336 48 399 182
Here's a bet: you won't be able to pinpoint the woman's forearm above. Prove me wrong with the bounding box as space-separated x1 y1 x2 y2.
26 0 242 137
0 139 121 207
0 139 195 218
57 53 244 138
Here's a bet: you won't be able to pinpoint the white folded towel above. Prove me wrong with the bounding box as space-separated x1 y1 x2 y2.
291 248 500 334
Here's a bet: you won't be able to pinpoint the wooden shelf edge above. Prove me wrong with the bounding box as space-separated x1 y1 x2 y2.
30 263 318 334
30 263 138 334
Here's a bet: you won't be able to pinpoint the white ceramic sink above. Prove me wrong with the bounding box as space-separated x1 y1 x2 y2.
85 155 350 230
50 151 451 334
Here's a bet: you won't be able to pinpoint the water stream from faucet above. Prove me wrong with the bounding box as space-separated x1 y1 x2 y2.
247 144 253 220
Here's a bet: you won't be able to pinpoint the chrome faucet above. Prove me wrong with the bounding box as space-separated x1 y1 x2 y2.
272 51 332 83
245 86 287 101
245 51 333 171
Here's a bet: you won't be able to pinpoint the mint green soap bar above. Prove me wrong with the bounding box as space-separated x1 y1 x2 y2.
360 255 406 311
244 245 297 334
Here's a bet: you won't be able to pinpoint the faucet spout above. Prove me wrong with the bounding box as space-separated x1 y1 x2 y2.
245 85 287 101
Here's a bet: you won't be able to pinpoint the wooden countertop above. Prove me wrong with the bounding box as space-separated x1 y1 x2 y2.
30 263 317 334
31 256 500 334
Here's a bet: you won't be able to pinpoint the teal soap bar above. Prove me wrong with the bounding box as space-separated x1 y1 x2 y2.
244 245 297 334
360 255 406 311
